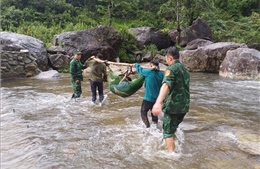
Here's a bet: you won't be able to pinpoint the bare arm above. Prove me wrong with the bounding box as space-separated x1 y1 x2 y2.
152 83 170 116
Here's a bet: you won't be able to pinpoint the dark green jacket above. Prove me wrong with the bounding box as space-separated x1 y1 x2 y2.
162 60 190 114
88 61 107 82
70 58 84 81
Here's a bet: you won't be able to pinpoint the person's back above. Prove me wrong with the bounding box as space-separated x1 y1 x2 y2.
143 69 164 102
133 60 164 128
152 46 190 152
163 61 190 114
89 61 107 82
87 53 108 105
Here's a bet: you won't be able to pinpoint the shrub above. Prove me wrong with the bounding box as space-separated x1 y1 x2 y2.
143 44 158 58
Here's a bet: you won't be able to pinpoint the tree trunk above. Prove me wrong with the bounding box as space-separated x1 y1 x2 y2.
176 0 181 45
108 0 113 26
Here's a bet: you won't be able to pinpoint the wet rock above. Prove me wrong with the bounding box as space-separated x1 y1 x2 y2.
219 48 260 80
48 53 70 69
180 42 247 72
185 38 214 50
236 133 260 155
1 50 41 79
47 46 67 55
129 27 172 50
33 70 60 79
0 32 48 70
169 18 212 46
53 25 122 62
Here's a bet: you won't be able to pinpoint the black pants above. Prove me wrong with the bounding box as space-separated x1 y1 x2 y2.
140 100 158 128
90 80 104 102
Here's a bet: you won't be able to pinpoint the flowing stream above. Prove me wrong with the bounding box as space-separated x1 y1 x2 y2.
1 73 259 169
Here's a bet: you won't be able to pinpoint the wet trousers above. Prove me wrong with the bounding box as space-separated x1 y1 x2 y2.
90 80 104 102
71 80 82 98
141 100 158 128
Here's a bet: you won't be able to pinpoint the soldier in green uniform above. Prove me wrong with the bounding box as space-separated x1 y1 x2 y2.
152 46 190 152
70 49 86 99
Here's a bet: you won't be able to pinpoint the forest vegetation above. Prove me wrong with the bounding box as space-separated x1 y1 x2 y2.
1 0 259 50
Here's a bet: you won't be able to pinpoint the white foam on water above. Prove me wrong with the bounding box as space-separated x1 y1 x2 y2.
217 132 237 142
119 119 185 161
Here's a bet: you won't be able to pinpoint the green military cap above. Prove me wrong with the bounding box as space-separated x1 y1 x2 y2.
73 49 82 54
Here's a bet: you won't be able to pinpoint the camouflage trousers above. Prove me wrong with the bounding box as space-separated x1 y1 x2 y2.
162 113 186 138
71 80 82 98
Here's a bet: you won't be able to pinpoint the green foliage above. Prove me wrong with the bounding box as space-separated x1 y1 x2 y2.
16 22 63 48
0 0 259 52
157 0 176 23
143 44 158 58
0 6 23 31
209 12 260 44
116 28 138 63
58 65 70 73
215 0 259 18
117 48 130 63
158 48 166 56
112 1 138 19
161 28 170 34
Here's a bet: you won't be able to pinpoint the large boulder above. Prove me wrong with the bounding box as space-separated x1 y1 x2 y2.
0 32 48 71
219 48 260 80
48 53 70 69
185 38 214 50
1 50 41 79
128 27 172 50
53 25 122 62
33 70 60 79
180 42 248 72
247 43 260 51
153 53 167 66
47 46 67 55
169 18 212 47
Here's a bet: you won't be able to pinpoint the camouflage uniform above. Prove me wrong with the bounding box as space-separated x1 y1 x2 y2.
70 58 85 98
162 60 190 138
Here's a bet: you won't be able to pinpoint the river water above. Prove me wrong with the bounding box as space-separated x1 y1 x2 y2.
1 73 259 169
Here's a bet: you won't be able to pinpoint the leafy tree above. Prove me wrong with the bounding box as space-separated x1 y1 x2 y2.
158 0 215 28
0 6 23 31
1 0 29 9
182 0 215 26
66 0 97 9
97 0 113 25
215 0 259 19
138 0 168 12
143 44 158 58
0 0 259 50
116 28 138 62
97 0 140 26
